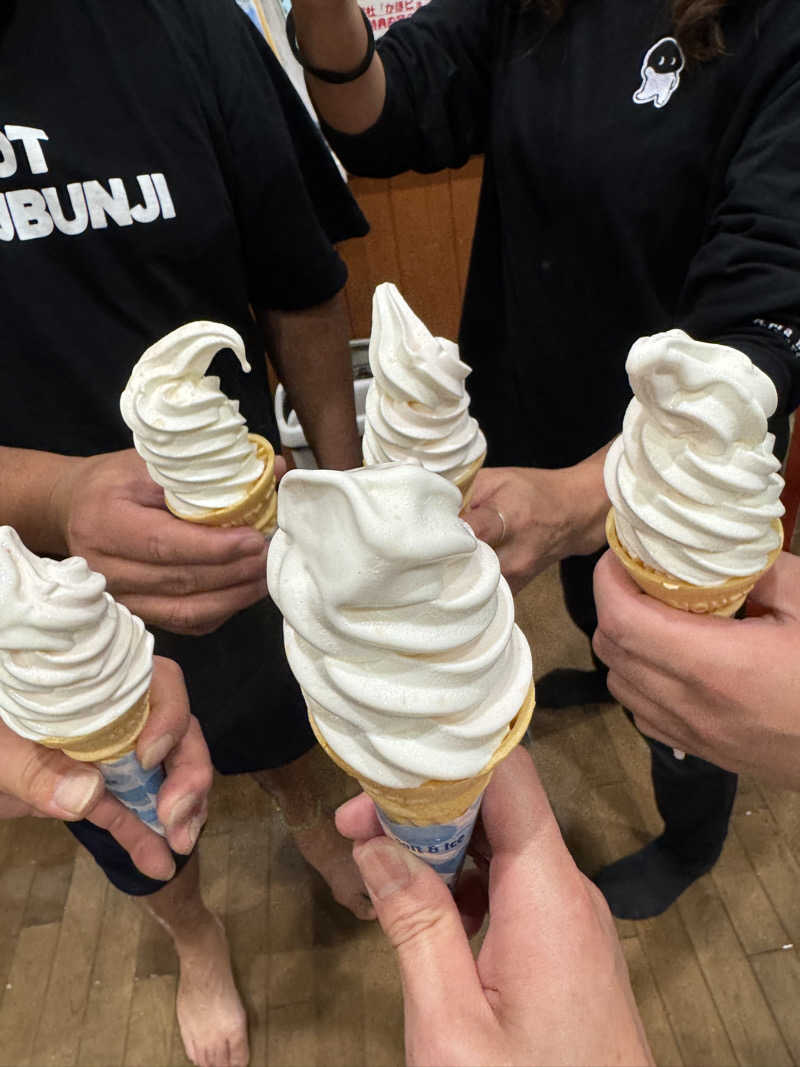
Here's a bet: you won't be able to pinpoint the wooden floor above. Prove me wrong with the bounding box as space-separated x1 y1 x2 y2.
1 564 799 1067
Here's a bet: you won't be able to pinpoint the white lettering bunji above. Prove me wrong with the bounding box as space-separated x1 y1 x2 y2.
0 123 176 242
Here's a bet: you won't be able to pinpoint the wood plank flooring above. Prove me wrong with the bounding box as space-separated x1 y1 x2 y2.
1 564 798 1067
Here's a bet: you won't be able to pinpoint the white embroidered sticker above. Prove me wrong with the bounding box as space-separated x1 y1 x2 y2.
633 37 685 109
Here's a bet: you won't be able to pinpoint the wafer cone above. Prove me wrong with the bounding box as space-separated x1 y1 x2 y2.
307 679 535 825
605 509 784 617
167 434 277 535
38 690 151 763
455 451 486 515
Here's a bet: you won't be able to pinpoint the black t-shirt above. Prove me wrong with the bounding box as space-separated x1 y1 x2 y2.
325 0 800 467
0 0 367 457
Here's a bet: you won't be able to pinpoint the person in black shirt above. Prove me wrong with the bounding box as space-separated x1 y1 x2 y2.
285 0 800 920
0 2 372 1064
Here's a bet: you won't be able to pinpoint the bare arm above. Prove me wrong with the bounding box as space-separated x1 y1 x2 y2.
258 290 362 470
0 446 82 556
288 0 386 133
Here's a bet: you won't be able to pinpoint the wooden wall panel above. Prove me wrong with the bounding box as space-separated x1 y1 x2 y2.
339 178 401 341
339 159 483 343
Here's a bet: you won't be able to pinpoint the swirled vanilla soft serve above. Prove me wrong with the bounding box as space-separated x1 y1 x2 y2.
120 321 265 517
267 463 531 789
604 330 784 586
362 284 486 483
0 527 153 742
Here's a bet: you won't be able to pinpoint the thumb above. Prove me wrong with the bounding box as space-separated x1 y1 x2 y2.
0 726 105 820
746 551 800 620
353 838 486 1024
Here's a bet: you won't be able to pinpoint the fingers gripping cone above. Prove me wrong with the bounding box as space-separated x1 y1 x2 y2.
39 691 166 835
605 510 784 618
166 434 278 536
606 509 784 759
455 451 486 515
307 681 535 887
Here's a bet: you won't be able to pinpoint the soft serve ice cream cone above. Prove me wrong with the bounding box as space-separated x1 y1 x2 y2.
362 284 487 512
0 527 164 832
604 329 785 617
268 462 533 885
121 321 277 535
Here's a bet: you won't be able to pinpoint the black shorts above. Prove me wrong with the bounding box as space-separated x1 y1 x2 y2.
66 596 314 895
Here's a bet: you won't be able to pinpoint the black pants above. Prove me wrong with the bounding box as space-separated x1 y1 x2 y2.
560 551 737 864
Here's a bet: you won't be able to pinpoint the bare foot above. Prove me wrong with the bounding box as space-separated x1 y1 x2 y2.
174 912 249 1067
252 746 375 921
291 813 376 921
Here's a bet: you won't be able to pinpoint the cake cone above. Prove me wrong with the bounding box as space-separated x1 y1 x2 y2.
307 680 533 884
605 510 784 617
166 434 277 536
38 691 166 834
39 690 151 762
455 451 486 515
307 680 535 825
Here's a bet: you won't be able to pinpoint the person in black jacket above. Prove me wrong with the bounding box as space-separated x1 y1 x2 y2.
284 0 800 919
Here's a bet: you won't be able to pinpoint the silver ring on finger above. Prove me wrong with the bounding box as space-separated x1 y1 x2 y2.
495 509 507 548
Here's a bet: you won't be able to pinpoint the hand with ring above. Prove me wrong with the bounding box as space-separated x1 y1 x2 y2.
463 453 610 594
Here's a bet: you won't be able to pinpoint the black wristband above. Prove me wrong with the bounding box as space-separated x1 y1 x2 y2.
285 7 375 84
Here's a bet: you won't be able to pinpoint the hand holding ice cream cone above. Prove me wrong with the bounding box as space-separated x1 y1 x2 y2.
463 446 612 594
594 549 800 790
335 746 653 1067
601 330 785 758
0 654 210 879
49 448 269 637
0 527 179 838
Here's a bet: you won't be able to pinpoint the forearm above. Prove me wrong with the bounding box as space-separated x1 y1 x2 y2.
289 0 386 134
0 446 81 556
260 292 362 470
562 441 614 556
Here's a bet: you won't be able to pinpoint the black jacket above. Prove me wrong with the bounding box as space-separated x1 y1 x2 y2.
325 0 800 466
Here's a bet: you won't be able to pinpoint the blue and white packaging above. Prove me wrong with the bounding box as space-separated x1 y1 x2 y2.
99 751 166 836
375 794 483 889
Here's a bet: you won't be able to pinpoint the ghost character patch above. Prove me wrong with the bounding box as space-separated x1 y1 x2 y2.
633 37 685 109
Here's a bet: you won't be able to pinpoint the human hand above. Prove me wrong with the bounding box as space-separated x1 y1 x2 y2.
464 449 610 593
52 449 282 635
336 747 653 1067
593 549 800 791
0 656 212 880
